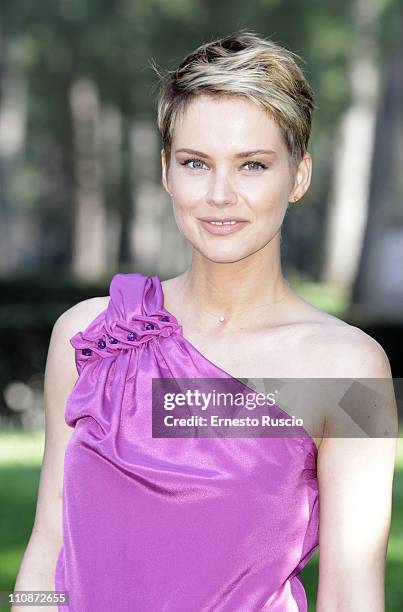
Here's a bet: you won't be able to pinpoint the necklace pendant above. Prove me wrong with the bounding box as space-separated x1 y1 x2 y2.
219 315 225 322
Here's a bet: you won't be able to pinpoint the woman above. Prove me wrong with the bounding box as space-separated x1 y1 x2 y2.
14 30 397 612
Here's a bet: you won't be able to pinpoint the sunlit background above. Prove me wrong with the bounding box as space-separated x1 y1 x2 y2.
0 1 402 610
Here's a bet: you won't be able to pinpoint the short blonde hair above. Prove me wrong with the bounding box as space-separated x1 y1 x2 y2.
151 29 316 178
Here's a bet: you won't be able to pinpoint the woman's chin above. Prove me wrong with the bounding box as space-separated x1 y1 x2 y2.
190 244 252 264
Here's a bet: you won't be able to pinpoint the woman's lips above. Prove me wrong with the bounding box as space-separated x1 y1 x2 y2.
198 219 249 235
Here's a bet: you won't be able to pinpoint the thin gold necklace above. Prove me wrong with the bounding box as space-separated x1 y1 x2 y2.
184 281 292 324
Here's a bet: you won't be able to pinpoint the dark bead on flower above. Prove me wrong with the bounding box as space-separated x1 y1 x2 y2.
161 316 170 322
82 348 92 356
127 331 136 341
98 339 106 349
108 335 118 344
145 323 155 330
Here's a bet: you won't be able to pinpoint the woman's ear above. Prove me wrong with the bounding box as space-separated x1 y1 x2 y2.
289 152 312 202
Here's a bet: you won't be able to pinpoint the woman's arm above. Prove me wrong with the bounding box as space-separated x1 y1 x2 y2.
11 298 106 612
316 335 398 612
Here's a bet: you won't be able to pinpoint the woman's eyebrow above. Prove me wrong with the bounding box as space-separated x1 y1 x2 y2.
174 148 277 158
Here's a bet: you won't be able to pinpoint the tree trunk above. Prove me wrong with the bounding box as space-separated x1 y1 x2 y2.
321 0 386 290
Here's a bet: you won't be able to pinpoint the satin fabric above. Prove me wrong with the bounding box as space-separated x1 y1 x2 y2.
54 272 319 611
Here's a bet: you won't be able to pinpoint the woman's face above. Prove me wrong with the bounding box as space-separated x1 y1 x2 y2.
162 94 311 263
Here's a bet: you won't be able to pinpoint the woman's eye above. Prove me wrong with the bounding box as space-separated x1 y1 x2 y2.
243 161 267 171
181 158 207 170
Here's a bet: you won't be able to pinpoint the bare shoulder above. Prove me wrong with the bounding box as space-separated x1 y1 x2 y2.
292 299 392 378
45 294 110 406
55 295 110 336
297 306 398 441
48 295 110 379
313 322 391 378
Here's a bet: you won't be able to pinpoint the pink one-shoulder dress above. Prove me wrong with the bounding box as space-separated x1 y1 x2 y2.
54 272 319 611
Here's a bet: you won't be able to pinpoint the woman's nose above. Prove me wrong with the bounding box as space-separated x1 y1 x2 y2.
206 169 238 206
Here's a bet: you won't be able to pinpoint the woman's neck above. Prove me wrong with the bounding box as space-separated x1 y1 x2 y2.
165 261 293 333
